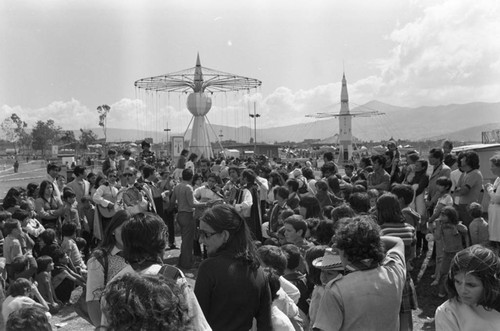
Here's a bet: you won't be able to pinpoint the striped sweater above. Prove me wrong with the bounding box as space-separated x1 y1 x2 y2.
380 222 416 262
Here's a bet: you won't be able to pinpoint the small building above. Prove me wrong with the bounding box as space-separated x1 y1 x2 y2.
219 143 280 159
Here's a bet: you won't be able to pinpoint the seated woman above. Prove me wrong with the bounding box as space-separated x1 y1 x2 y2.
102 273 191 331
435 245 500 331
51 248 85 304
1 278 49 326
35 255 61 313
34 180 64 230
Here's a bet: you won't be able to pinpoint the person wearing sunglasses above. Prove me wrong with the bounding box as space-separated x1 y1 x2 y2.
194 204 272 331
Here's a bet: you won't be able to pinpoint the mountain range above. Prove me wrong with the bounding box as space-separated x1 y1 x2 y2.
88 100 500 144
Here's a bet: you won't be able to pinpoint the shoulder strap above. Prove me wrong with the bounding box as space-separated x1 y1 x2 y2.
158 264 182 281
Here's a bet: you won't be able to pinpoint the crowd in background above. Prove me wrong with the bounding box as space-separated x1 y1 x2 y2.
0 139 499 330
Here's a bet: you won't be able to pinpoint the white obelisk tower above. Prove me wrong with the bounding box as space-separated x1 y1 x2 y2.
338 73 352 164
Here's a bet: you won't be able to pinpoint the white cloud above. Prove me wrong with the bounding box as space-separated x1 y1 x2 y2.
371 0 500 106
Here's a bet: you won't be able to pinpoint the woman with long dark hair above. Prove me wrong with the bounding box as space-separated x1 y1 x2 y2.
86 210 131 326
34 180 64 230
195 204 272 331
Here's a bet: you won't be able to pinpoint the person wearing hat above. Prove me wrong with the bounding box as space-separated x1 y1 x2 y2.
313 216 406 331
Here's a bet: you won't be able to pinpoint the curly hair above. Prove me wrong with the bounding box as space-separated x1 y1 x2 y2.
334 215 385 265
102 273 191 331
6 306 51 331
445 245 500 308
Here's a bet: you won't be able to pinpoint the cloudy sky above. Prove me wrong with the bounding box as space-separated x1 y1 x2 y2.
1 0 499 138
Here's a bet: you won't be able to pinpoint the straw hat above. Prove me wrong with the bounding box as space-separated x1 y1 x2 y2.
312 248 343 271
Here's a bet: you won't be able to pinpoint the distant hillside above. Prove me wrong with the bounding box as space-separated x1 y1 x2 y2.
83 100 500 143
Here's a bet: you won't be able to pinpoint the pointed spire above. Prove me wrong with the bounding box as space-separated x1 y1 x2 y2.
194 52 204 92
341 72 349 103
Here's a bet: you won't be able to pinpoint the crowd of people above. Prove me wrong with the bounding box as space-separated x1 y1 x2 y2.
0 139 499 330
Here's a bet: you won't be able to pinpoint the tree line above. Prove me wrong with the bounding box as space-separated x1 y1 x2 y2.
0 113 99 155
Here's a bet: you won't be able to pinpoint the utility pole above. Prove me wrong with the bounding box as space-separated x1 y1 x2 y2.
249 102 260 154
164 125 171 156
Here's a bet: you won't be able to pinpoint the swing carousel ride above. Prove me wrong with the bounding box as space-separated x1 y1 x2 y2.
134 54 262 158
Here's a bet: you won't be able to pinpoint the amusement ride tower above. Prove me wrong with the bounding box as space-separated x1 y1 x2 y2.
307 73 383 164
134 54 261 158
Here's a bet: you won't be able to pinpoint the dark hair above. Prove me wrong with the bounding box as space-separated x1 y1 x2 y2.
4 219 20 236
281 244 302 271
39 229 56 246
241 169 257 185
371 155 386 168
262 267 281 301
268 171 284 187
61 222 77 237
468 202 483 218
6 306 52 331
376 193 403 224
298 196 321 219
415 159 428 172
440 206 459 224
36 256 53 274
180 149 189 157
322 205 334 220
302 167 315 180
102 273 191 331
188 153 198 162
11 209 29 222
62 189 76 201
142 164 156 179
123 149 132 156
429 148 444 161
315 180 328 192
11 256 30 275
462 151 480 170
108 149 117 156
274 186 289 200
182 168 194 181
323 152 334 161
0 210 12 222
46 163 60 173
315 219 336 245
436 176 452 191
122 213 167 268
94 174 107 190
92 210 131 260
445 245 500 308
348 192 371 214
390 184 414 206
284 215 307 238
8 278 32 297
331 204 355 222
200 204 260 269
73 165 86 177
38 180 54 199
87 172 96 182
286 178 299 192
26 183 39 198
51 248 66 265
327 175 341 196
321 161 338 177
334 215 385 265
257 245 287 275
359 156 372 168
305 245 328 286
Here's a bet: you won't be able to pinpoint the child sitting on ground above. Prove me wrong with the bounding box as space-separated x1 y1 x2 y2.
35 255 61 313
4 219 24 281
10 255 37 282
60 223 87 274
468 202 489 245
51 248 85 304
